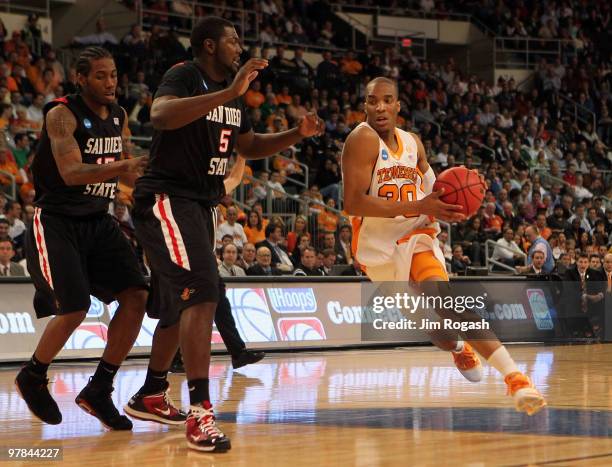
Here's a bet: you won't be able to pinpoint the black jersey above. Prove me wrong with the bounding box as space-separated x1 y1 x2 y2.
135 61 252 205
32 94 125 217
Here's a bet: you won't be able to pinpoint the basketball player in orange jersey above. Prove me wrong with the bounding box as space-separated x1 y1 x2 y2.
342 77 546 415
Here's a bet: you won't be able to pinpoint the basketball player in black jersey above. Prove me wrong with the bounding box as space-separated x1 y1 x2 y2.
123 17 323 452
15 47 149 430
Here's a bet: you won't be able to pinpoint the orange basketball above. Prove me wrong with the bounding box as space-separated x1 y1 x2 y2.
432 166 486 218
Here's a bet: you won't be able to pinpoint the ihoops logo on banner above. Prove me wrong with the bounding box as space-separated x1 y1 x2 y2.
267 288 317 313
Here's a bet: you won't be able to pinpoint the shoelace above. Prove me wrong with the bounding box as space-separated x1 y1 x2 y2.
505 373 531 396
191 408 224 438
162 389 177 413
454 348 478 369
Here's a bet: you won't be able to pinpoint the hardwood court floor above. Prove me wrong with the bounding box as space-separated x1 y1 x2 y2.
1 344 611 466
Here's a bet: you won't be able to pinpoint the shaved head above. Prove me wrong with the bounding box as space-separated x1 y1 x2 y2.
366 77 398 98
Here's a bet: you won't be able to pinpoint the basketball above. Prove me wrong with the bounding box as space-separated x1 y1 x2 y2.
433 166 486 218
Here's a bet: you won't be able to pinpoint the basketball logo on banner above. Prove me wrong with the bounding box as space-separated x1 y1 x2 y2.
227 288 277 342
277 317 327 341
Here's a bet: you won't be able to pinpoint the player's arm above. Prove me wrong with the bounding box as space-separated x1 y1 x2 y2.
342 126 465 221
223 155 246 193
118 108 144 188
48 105 147 186
150 59 268 130
236 113 325 159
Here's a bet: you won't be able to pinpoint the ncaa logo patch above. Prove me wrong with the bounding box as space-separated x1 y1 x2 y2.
113 117 120 125
381 148 389 160
83 118 92 129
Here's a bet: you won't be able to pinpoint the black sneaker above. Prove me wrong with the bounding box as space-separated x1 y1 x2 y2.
75 378 133 430
170 351 184 373
15 367 62 425
231 350 265 369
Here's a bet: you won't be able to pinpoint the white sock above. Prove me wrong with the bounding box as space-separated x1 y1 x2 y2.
487 346 520 377
451 340 464 354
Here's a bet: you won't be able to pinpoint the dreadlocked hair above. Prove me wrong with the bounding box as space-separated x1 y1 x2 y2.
75 46 113 77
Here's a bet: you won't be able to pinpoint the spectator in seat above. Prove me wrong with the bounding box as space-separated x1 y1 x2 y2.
216 206 247 249
127 92 151 134
517 225 554 274
245 81 265 109
316 51 340 90
547 204 568 231
256 224 294 272
291 233 312 265
555 252 572 275
236 242 257 272
589 254 603 272
603 253 612 297
244 210 265 245
483 202 504 236
11 133 29 169
322 230 347 265
318 198 339 233
0 238 24 276
26 93 44 128
2 200 25 245
564 253 605 338
337 224 353 265
535 213 552 240
0 218 9 240
73 18 118 46
492 227 524 269
451 244 471 274
218 243 246 277
293 246 324 276
317 158 341 206
247 246 281 276
286 215 309 253
523 250 546 275
321 248 337 275
340 51 363 77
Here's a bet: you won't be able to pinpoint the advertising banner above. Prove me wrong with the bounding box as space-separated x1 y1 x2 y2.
0 278 608 362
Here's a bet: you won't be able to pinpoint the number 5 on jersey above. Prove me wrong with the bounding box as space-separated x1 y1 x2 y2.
208 129 232 175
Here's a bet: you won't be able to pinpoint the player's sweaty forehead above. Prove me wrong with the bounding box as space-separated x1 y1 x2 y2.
366 82 398 101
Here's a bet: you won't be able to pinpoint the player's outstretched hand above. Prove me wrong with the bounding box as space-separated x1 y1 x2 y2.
125 156 149 178
230 59 268 97
418 188 466 223
298 112 325 137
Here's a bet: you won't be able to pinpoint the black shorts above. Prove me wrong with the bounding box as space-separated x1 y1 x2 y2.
25 208 147 318
133 193 220 327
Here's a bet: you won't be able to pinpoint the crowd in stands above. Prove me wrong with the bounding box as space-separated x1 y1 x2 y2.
0 2 611 313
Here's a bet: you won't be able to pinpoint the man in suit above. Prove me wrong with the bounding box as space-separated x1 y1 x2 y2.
564 253 606 337
293 246 324 276
0 238 25 276
256 224 294 272
322 230 347 265
218 243 246 277
337 224 353 265
524 250 546 275
247 246 282 276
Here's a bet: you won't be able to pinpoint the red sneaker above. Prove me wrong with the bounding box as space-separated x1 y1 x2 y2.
124 382 186 425
185 401 231 452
